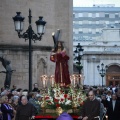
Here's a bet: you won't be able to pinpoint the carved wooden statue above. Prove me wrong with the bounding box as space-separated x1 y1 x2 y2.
50 29 71 86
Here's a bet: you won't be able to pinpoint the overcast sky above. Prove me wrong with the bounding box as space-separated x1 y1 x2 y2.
73 0 120 7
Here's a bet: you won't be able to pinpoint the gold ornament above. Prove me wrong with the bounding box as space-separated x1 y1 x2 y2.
56 107 63 116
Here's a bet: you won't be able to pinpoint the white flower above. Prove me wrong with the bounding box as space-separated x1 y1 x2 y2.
65 100 71 105
43 86 87 109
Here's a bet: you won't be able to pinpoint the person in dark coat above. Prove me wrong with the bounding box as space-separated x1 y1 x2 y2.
101 94 108 109
78 90 100 120
32 83 39 92
107 93 120 120
28 92 40 115
15 95 35 120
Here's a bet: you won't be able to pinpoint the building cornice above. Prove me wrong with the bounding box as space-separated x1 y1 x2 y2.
0 44 52 52
84 51 120 55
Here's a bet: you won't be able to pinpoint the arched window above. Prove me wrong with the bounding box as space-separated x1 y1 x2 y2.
107 65 120 73
37 58 47 87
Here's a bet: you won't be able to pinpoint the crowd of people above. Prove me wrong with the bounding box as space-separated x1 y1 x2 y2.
0 83 42 120
80 84 120 120
0 83 120 120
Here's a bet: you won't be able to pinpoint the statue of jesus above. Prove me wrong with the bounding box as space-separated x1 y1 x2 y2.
50 41 71 86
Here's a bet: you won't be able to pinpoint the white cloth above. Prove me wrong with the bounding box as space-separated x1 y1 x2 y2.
112 100 116 111
106 95 111 101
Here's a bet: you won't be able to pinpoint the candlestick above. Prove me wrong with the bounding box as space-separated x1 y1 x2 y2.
41 75 48 88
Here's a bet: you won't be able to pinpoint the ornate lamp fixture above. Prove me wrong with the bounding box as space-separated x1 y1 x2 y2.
13 9 46 91
97 63 108 87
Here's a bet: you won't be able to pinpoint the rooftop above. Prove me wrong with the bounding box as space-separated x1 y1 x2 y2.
73 7 120 12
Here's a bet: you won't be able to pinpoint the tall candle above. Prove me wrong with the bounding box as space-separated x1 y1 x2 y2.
70 75 73 85
43 79 46 88
52 78 54 87
73 75 76 87
41 75 48 88
50 75 54 87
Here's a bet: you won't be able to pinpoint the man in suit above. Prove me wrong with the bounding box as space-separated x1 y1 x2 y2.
78 90 100 120
107 93 120 120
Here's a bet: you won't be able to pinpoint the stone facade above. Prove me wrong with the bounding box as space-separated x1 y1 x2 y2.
0 0 73 89
78 28 120 86
73 7 120 86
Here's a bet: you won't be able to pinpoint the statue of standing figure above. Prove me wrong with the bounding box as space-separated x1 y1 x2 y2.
0 57 15 89
50 29 71 86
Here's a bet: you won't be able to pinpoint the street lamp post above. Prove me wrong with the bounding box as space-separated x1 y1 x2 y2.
74 43 84 84
13 9 46 91
97 63 108 87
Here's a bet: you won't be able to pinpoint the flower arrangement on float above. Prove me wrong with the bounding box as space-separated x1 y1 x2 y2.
41 84 87 114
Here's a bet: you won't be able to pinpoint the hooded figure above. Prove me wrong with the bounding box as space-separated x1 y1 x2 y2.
56 112 73 120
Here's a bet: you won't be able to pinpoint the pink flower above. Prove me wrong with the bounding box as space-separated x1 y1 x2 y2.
60 98 64 102
45 96 50 100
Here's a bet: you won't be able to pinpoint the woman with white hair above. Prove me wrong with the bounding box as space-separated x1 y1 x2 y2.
12 96 19 111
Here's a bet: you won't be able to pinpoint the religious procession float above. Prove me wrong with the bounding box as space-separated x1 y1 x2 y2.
40 74 87 117
37 30 87 117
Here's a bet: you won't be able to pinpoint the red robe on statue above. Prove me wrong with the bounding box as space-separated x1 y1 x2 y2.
50 51 71 86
